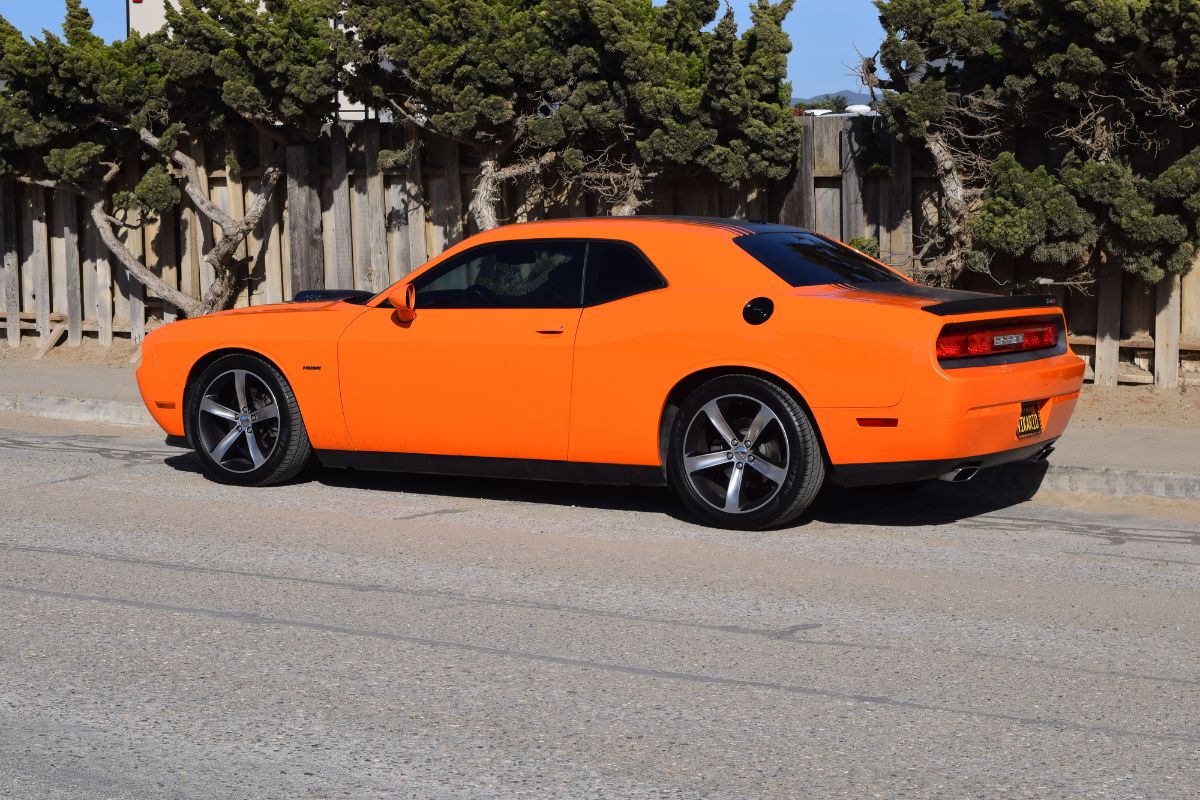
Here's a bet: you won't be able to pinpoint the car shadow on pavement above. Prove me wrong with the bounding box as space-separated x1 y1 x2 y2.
807 462 1049 528
164 449 1049 530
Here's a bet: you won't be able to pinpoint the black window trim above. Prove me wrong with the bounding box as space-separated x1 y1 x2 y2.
382 237 668 310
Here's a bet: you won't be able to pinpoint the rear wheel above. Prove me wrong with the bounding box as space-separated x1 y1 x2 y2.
185 353 311 486
667 374 825 530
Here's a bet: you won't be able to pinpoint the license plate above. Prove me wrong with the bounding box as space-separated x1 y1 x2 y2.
1016 401 1042 439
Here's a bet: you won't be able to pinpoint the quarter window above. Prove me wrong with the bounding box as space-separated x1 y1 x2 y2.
415 242 586 309
734 231 903 286
584 241 666 306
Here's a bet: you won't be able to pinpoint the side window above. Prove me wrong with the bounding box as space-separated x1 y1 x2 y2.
584 241 667 306
415 241 586 309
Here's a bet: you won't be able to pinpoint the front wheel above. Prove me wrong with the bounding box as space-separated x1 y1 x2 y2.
184 353 312 486
666 374 826 530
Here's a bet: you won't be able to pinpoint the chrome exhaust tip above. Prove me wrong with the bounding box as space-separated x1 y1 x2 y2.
1031 444 1055 462
938 466 980 483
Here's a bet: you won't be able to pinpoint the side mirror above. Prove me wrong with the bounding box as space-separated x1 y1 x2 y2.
388 283 417 323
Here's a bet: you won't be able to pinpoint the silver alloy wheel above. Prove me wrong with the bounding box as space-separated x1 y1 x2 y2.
196 369 281 474
681 393 789 514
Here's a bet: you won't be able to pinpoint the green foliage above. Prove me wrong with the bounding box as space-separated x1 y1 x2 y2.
159 0 341 141
973 151 1200 283
872 0 1003 138
874 0 1200 283
847 236 880 258
342 0 800 215
133 164 181 215
972 153 1096 267
803 95 849 113
44 142 107 184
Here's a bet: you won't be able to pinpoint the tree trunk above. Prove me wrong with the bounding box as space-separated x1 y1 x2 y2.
920 129 976 281
925 130 969 239
88 198 203 317
469 151 502 232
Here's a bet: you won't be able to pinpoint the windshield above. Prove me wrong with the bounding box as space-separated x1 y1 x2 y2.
734 232 904 286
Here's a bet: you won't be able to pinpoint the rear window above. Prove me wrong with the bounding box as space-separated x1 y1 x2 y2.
734 232 903 286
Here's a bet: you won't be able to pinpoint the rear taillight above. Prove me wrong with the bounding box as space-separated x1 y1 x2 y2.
936 322 1058 360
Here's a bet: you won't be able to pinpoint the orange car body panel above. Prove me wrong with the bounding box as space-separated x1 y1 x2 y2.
337 306 582 459
136 217 1086 478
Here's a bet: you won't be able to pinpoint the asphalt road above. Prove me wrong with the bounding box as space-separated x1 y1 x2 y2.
1 413 1198 800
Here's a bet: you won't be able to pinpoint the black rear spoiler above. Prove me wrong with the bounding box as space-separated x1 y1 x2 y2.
921 293 1059 317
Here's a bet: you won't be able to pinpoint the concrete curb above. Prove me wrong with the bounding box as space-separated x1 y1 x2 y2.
948 460 1200 502
1041 464 1200 500
1 393 1197 500
0 393 155 428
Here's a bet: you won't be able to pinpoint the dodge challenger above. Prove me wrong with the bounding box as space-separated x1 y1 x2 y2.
136 217 1085 529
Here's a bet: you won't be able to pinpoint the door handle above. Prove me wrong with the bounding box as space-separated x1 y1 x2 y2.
535 326 565 335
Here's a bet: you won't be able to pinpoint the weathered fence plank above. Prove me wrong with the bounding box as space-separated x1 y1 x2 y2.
86 216 113 346
405 125 428 271
49 193 68 315
328 124 354 289
840 120 864 242
191 141 216 293
887 133 913 272
1094 257 1123 386
26 188 50 340
1 181 18 347
1155 275 1182 389
286 143 325 295
441 138 464 246
60 194 83 346
362 121 389 292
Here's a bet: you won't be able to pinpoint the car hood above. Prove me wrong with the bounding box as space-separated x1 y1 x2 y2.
207 300 351 318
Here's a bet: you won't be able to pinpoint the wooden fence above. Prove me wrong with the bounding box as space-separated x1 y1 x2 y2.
1 114 1197 387
0 120 782 357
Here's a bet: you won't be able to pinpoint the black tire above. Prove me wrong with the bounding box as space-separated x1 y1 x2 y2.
184 353 312 486
666 374 826 530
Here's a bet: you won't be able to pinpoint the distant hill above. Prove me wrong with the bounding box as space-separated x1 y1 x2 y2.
793 89 873 107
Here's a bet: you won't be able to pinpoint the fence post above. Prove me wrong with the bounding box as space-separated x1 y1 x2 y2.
1 180 18 347
888 135 913 273
26 187 51 341
778 116 813 228
1094 257 1122 386
840 119 864 242
286 143 325 295
86 216 113 346
405 124 428 270
61 194 82 346
799 116 815 229
363 121 389 292
328 124 354 290
1155 275 1182 389
442 139 464 246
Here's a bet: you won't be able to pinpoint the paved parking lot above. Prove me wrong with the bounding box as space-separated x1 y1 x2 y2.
1 413 1198 799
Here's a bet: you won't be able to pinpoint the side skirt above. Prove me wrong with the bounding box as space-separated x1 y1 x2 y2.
315 450 668 487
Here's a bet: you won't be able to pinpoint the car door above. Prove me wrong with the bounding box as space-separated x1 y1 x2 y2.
338 240 586 460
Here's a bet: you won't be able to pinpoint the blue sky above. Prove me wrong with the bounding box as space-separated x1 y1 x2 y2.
0 0 884 98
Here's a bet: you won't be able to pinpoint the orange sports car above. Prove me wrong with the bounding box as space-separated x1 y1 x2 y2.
136 217 1085 529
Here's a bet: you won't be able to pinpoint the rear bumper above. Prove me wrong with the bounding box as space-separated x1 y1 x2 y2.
833 437 1057 487
814 350 1084 478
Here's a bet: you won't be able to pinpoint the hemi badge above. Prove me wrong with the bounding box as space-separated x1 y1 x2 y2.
302 365 322 371
993 333 1025 347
